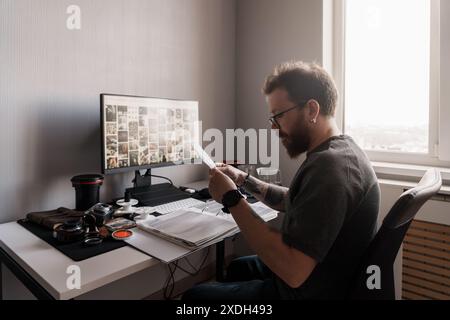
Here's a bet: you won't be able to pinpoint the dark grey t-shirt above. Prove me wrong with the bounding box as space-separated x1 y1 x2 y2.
276 135 380 299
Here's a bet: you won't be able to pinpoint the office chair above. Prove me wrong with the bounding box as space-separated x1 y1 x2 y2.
347 168 442 300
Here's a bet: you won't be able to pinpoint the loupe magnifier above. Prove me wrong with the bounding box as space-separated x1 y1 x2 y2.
82 210 103 246
83 235 103 246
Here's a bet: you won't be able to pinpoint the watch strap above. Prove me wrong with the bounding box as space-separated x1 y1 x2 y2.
221 189 244 213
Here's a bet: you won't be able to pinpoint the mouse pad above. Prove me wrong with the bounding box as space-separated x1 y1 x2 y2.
17 219 128 262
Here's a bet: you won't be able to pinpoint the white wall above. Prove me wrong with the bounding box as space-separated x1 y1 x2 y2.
235 0 324 185
0 0 236 224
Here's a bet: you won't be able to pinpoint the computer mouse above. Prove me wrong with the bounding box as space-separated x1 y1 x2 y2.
197 188 211 199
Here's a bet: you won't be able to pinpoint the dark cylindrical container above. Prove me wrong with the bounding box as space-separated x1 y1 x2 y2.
71 174 104 211
54 219 85 243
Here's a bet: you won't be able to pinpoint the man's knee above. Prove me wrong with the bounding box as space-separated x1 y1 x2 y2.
181 287 198 300
182 284 210 300
225 255 259 282
182 282 232 300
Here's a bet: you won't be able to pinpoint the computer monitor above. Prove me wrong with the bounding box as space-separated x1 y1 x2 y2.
100 94 200 175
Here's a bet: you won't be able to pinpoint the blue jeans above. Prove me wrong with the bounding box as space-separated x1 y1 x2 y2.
182 255 281 300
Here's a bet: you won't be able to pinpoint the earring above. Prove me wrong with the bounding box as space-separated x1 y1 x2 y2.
310 119 316 124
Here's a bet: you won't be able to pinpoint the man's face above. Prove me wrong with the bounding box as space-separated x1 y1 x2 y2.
267 88 311 158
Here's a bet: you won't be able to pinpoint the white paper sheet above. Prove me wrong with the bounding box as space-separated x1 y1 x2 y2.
125 202 278 263
193 143 216 169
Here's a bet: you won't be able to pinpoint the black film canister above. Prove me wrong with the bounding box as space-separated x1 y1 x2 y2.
71 174 104 211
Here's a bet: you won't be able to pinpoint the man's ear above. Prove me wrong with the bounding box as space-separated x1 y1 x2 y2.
306 100 320 122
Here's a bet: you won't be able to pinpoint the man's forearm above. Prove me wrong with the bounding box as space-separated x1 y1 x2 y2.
229 199 315 288
242 175 289 211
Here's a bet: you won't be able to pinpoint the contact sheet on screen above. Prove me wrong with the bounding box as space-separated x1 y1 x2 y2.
101 94 200 173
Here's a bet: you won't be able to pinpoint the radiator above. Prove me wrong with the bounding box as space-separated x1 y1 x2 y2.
402 219 450 300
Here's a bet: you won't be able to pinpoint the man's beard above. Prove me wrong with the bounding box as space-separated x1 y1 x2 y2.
280 126 310 158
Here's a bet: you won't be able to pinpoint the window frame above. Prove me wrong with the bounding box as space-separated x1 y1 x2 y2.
332 0 450 169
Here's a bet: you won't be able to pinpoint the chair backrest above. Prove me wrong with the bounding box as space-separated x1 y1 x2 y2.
348 168 442 299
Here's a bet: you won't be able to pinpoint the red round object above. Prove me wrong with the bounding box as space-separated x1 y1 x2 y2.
112 229 133 240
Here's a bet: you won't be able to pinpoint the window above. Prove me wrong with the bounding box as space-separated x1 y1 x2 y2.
345 0 430 154
332 0 448 166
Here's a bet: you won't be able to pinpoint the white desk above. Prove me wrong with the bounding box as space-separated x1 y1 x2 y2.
0 180 277 300
0 180 211 300
0 222 159 300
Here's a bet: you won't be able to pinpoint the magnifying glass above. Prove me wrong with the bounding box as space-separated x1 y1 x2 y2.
83 233 103 246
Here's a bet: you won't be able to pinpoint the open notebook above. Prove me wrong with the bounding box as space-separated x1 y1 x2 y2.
135 201 277 249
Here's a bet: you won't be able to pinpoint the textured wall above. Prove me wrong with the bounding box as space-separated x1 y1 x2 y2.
0 0 236 223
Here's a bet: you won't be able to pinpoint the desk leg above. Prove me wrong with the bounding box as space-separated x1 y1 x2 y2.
0 262 3 300
0 247 55 300
215 240 225 282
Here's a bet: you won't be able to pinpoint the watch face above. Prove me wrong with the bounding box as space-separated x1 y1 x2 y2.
223 190 243 208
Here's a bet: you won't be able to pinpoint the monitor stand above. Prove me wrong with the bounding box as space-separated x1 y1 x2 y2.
132 169 153 189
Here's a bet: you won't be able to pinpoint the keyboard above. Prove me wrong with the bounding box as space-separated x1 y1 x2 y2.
151 197 205 215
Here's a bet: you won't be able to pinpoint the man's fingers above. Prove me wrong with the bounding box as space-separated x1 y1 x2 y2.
215 163 226 168
210 168 228 181
209 167 219 177
216 166 228 173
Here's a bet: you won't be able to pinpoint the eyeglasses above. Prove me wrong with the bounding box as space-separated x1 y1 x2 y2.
269 101 307 129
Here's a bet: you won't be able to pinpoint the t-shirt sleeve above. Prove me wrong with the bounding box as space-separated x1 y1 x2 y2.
282 160 350 263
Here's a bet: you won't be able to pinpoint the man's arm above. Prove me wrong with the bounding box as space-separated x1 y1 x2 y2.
230 198 317 288
241 175 289 212
208 168 317 288
216 164 288 211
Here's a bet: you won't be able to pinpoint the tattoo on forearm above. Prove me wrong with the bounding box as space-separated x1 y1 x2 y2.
243 175 288 210
243 176 265 195
265 185 286 207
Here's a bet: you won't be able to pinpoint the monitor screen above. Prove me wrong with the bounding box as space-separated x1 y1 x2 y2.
101 94 200 174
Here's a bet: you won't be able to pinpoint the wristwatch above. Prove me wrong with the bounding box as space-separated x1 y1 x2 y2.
221 189 245 213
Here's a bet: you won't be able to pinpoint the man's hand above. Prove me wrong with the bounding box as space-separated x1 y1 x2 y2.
215 163 247 186
208 168 237 203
